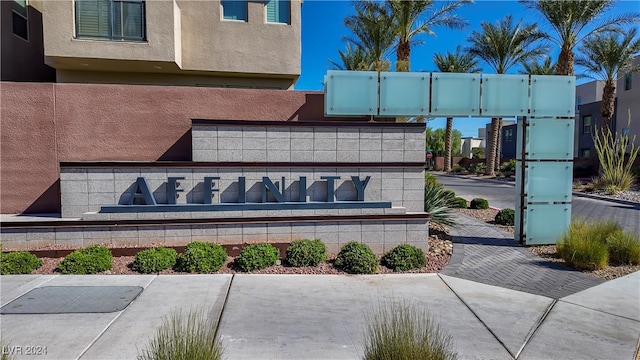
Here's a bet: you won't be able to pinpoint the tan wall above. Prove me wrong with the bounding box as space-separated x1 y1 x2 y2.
0 82 363 214
42 0 300 88
616 57 640 146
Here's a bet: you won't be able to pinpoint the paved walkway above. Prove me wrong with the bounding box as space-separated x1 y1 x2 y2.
442 213 604 299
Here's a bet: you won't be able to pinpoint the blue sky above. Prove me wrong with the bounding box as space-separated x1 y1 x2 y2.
294 0 640 137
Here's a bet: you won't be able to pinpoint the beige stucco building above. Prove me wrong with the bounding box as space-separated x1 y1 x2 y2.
615 56 640 146
39 0 300 89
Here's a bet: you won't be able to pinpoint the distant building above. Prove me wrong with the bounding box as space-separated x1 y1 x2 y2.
615 56 640 147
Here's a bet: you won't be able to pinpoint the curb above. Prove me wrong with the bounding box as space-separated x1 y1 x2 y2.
433 173 640 207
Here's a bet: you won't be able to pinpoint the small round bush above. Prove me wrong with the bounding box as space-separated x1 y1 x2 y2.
605 230 640 265
450 197 468 209
285 239 327 267
235 243 279 272
1 251 43 275
334 241 378 274
132 247 177 273
58 245 112 274
494 208 515 226
176 242 227 273
469 198 489 209
381 244 426 272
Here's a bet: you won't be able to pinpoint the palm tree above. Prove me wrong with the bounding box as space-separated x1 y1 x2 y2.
519 56 556 75
433 46 480 172
467 15 549 176
328 43 376 71
385 0 470 72
343 1 395 71
576 29 640 129
520 0 640 76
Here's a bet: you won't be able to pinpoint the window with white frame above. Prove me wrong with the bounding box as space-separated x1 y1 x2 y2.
12 0 28 41
266 0 289 24
222 0 247 21
75 0 145 41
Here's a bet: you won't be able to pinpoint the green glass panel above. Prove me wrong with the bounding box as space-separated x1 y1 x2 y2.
524 203 571 245
431 72 480 116
525 162 572 202
12 0 27 17
530 75 576 117
481 74 529 117
379 72 430 116
526 118 574 160
325 71 378 116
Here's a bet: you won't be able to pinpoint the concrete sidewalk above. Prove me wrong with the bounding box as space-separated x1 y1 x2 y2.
2 272 639 360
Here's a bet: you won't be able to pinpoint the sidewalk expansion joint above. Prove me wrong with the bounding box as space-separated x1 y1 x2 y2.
438 274 515 360
76 275 159 360
515 299 556 359
557 299 640 323
213 274 235 341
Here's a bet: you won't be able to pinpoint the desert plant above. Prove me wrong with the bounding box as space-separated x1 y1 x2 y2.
176 242 227 273
556 219 611 271
494 209 515 226
234 243 279 272
450 197 468 209
137 307 225 360
470 162 486 175
132 247 177 274
605 230 640 266
593 111 639 192
0 251 43 275
285 239 327 267
381 244 426 272
442 189 456 200
423 182 457 227
469 198 489 210
363 300 458 360
425 173 439 188
334 241 378 274
450 164 465 173
499 159 516 177
57 245 112 274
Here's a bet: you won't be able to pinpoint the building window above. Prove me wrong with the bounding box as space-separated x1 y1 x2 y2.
12 0 28 41
266 0 289 24
504 129 513 142
581 148 591 158
583 116 592 134
222 0 247 21
625 73 632 91
75 0 146 41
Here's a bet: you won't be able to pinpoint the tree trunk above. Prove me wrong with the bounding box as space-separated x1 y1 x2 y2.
601 80 616 130
555 46 574 76
494 118 503 171
396 39 410 72
484 118 499 177
444 117 453 173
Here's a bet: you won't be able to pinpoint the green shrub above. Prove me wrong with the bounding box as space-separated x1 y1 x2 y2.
137 307 225 360
605 230 640 265
424 182 457 227
450 164 465 173
494 209 515 226
500 159 517 176
450 197 468 209
0 251 43 275
469 198 489 209
132 247 177 274
363 300 458 360
176 242 227 273
425 173 439 188
234 243 279 272
381 244 426 272
285 239 327 267
442 189 456 200
556 220 610 271
58 245 112 274
471 162 486 175
334 241 378 274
